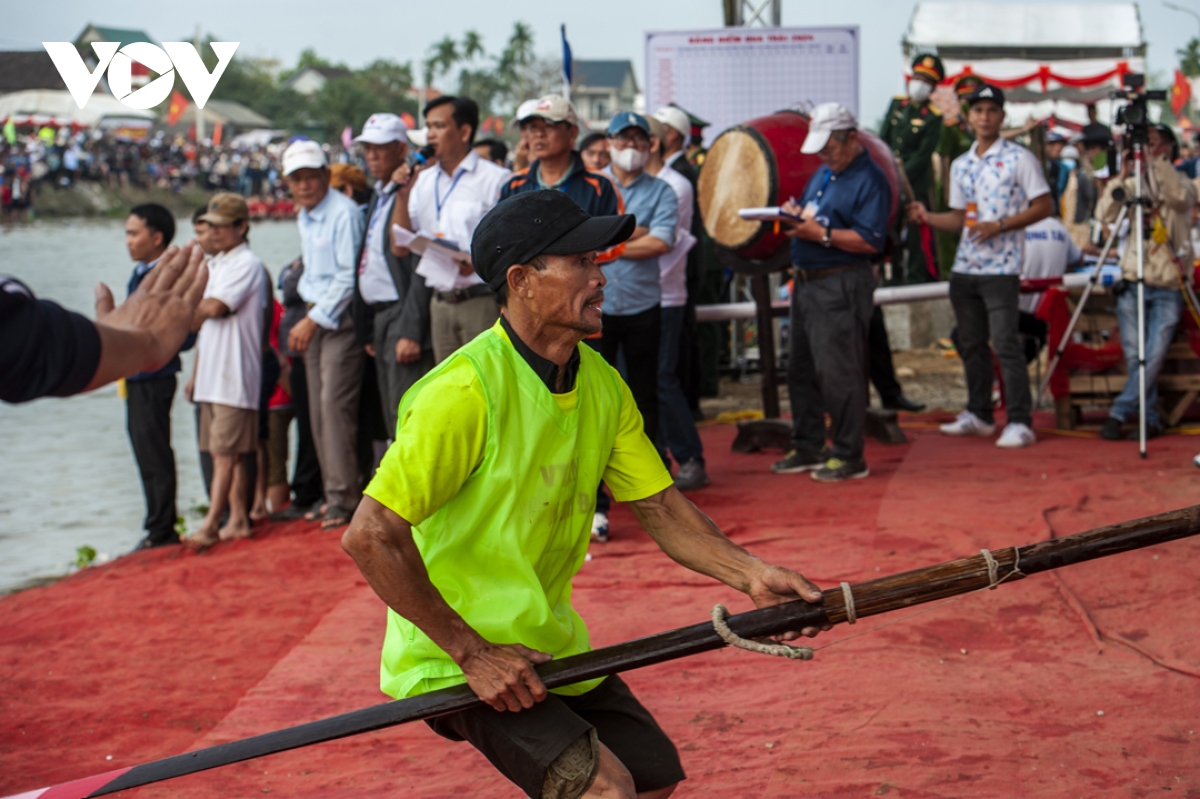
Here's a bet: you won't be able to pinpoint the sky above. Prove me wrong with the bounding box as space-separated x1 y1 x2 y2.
5 0 1199 131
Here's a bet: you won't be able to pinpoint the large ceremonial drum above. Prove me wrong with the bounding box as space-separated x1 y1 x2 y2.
698 110 901 264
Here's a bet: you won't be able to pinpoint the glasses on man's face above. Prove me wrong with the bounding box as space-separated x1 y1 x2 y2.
611 134 649 150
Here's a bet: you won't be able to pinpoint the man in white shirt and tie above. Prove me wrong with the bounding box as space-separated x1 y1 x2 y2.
390 96 511 363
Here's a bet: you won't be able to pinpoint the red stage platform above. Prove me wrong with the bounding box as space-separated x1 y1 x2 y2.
2 413 1198 798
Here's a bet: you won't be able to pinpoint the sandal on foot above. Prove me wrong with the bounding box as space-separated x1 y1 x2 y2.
303 502 329 523
320 505 353 530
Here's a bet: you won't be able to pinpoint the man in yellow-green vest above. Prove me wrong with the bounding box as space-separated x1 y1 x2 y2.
342 190 825 799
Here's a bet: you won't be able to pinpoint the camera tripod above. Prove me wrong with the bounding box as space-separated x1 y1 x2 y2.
1035 141 1153 457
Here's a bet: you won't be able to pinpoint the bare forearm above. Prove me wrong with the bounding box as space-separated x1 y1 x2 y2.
622 235 670 259
84 324 157 391
925 210 965 233
629 487 764 591
1003 195 1052 231
342 498 486 662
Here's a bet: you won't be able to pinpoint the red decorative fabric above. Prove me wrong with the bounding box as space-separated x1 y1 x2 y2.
941 62 1130 91
1037 288 1123 399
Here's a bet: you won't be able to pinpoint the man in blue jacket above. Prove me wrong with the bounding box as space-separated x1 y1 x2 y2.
123 204 194 548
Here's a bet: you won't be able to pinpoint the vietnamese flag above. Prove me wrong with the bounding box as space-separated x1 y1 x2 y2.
167 90 189 126
1172 69 1191 119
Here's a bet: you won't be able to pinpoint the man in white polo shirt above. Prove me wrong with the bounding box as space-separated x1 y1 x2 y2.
351 113 434 436
187 193 268 546
284 139 367 529
909 84 1052 449
390 96 511 363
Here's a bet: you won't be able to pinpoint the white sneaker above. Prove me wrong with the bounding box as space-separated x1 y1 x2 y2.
996 422 1036 448
940 411 996 437
591 512 609 543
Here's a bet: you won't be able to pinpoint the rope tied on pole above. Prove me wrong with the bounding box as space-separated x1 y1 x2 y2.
711 604 814 660
980 547 1024 589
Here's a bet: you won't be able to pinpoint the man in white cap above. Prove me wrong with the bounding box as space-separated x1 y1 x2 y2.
282 138 367 528
502 95 622 221
351 114 434 438
773 103 890 482
655 105 718 425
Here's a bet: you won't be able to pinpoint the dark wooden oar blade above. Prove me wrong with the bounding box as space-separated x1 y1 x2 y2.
17 504 1199 799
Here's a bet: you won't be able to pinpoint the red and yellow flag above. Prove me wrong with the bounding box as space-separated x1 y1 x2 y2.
167 90 190 127
1171 69 1191 119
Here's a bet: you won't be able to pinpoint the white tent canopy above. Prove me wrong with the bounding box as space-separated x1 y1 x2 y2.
0 90 156 127
903 2 1147 125
905 2 1143 50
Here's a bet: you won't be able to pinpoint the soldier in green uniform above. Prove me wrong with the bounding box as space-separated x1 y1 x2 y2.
672 104 710 170
933 75 984 277
880 53 945 285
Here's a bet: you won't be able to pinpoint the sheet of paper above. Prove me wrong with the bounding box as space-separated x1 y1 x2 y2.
413 243 464 292
391 223 418 249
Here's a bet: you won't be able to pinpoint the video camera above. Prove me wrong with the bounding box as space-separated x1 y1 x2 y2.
1110 73 1167 144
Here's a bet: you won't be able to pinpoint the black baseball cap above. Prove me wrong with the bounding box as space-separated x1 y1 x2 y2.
965 83 1005 108
471 191 635 292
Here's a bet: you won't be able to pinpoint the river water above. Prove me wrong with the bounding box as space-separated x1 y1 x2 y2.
0 218 302 593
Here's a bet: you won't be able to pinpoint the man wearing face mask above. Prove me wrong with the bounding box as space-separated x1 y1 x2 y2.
881 53 945 285
600 111 679 457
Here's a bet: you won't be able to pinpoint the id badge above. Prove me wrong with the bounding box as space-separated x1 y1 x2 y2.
801 201 820 221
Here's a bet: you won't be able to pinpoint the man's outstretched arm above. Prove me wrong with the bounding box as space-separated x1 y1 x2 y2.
342 497 551 711
628 486 828 639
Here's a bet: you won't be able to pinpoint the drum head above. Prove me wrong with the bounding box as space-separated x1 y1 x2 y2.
698 126 777 251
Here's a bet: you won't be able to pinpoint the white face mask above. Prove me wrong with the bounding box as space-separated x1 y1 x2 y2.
610 145 649 172
907 79 933 103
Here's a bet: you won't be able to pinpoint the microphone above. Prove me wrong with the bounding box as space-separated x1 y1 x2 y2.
413 145 436 166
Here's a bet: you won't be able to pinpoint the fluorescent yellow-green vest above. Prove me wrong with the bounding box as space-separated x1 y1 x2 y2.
380 323 623 699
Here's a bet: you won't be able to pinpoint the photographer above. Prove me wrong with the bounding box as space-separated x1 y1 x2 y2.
1096 125 1196 441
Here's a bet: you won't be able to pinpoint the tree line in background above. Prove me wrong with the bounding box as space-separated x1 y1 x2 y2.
190 21 562 142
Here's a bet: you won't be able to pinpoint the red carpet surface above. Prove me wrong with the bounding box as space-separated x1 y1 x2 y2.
2 412 1199 798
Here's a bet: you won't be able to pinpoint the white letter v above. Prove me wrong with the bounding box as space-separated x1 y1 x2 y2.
43 42 119 109
163 42 239 109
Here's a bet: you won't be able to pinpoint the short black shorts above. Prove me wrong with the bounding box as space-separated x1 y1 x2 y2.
426 674 685 798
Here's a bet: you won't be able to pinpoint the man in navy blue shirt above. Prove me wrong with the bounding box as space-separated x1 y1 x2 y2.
501 95 623 220
124 204 195 548
773 104 890 482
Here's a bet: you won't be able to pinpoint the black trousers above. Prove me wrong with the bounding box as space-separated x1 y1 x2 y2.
126 376 178 544
288 356 323 507
787 266 875 460
599 306 661 443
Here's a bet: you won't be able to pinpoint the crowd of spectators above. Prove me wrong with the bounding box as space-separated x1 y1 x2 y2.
0 127 358 221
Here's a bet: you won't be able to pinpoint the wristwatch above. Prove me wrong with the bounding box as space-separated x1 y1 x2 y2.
821 226 832 248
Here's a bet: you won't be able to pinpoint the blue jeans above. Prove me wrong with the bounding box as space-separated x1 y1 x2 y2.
1110 286 1183 427
658 306 704 465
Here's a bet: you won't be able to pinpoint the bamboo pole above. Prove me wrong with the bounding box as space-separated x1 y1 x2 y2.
13 505 1200 799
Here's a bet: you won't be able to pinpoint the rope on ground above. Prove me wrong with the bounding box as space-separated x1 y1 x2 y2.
711 605 814 660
